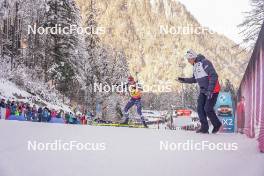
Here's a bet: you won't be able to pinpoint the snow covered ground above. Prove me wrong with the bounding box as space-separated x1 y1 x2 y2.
0 120 263 176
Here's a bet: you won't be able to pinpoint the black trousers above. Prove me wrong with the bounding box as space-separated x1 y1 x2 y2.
197 93 221 130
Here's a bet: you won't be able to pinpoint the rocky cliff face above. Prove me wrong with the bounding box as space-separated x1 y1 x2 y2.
76 0 249 89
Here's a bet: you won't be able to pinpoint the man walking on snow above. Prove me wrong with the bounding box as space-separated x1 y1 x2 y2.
178 49 222 134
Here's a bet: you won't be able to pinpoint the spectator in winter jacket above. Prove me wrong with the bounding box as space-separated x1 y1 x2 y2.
5 103 11 119
46 107 52 121
7 101 25 121
25 104 32 121
0 99 6 119
28 107 33 121
10 101 17 115
86 111 92 119
68 112 75 124
49 110 65 124
32 105 38 122
237 96 245 134
56 110 63 119
80 114 86 124
178 49 222 134
51 109 57 118
76 114 81 124
65 113 70 124
18 102 24 116
42 108 50 122
0 99 6 108
37 107 43 122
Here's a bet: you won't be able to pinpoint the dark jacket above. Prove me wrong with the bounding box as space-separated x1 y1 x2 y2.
0 101 6 108
183 54 220 93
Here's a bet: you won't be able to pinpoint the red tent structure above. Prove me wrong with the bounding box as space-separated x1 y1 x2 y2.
237 22 264 152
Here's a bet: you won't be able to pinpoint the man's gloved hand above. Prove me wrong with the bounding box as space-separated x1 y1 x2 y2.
205 91 213 99
177 77 185 83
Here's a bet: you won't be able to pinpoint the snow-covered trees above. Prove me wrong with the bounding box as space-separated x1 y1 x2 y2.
81 0 130 120
44 0 82 96
0 0 21 69
92 47 129 120
18 0 46 69
240 0 264 48
84 44 129 120
0 0 130 120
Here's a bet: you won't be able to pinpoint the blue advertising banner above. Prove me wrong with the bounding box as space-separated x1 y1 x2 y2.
215 92 235 133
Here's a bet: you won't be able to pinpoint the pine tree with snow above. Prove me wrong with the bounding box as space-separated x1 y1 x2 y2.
0 0 21 70
45 0 81 96
82 0 130 119
82 0 101 114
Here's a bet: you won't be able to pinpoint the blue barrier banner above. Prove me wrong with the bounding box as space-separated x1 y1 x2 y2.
215 92 235 133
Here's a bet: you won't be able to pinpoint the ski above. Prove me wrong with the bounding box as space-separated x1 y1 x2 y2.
92 122 145 128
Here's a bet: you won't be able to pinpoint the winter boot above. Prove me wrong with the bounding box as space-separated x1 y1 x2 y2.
196 128 209 134
140 116 148 128
120 112 129 125
212 122 222 134
120 117 129 125
142 120 148 128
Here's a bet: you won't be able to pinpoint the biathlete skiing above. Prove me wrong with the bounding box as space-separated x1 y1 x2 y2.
178 49 222 134
120 76 148 128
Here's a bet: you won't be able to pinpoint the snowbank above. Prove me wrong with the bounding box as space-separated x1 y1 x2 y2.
0 78 31 99
0 78 72 112
0 120 263 176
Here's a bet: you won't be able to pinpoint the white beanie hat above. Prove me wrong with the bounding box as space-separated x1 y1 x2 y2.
185 49 197 59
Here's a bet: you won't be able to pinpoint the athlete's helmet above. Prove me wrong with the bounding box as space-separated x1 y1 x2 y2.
128 76 134 82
